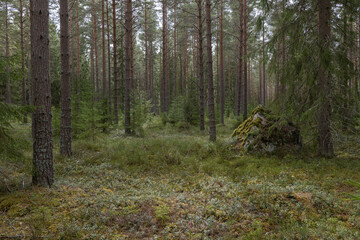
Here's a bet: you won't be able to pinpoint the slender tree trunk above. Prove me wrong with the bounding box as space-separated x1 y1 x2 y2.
124 0 132 134
102 0 107 100
162 0 169 112
5 1 11 104
60 0 72 157
281 0 286 96
197 0 205 131
237 0 243 116
262 21 266 105
113 0 118 124
259 56 262 104
318 0 334 157
174 0 178 98
106 0 112 115
144 1 148 95
220 0 225 124
31 0 54 187
20 0 27 122
92 0 100 99
205 0 216 141
76 0 80 104
242 0 248 119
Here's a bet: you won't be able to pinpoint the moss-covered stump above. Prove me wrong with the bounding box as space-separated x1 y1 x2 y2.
232 106 302 154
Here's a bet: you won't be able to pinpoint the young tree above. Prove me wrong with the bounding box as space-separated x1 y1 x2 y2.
31 0 54 187
205 0 216 141
60 0 71 157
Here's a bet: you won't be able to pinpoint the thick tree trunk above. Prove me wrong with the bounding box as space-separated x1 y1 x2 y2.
113 0 118 124
197 0 205 131
76 0 80 105
31 0 54 187
318 0 334 157
60 0 72 157
205 0 216 142
124 0 132 134
236 0 243 116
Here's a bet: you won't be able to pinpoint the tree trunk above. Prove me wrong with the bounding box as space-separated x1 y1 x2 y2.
318 0 334 157
124 0 132 134
102 0 107 100
106 0 112 116
197 0 205 131
5 1 11 104
242 0 248 119
205 0 216 142
262 20 266 105
144 1 148 95
31 0 54 187
174 0 178 98
92 0 100 100
162 0 169 112
113 0 118 124
60 0 72 157
20 0 27 122
220 0 225 124
76 0 80 105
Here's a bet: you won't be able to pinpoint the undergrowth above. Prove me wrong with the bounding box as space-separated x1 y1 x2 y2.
1 118 360 239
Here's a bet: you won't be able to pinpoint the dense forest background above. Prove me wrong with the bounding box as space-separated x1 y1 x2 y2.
1 0 360 238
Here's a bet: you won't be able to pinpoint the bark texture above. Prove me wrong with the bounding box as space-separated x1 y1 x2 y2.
31 0 54 187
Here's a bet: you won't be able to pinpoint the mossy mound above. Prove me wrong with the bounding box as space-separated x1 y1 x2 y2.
232 106 302 154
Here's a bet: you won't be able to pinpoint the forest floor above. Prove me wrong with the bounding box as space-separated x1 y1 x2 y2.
1 120 360 239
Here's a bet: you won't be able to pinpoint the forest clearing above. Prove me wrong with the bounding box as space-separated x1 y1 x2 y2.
1 0 360 238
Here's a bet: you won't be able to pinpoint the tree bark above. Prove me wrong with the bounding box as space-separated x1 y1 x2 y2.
20 0 27 122
174 0 178 98
318 0 334 157
219 0 225 124
106 0 112 115
92 0 100 100
31 0 54 187
197 0 205 131
5 1 11 104
102 0 107 100
124 0 132 134
113 0 118 124
205 0 216 141
242 0 248 119
60 0 72 157
162 0 169 112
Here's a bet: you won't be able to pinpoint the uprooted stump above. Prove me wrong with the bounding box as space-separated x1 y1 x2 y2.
231 106 302 154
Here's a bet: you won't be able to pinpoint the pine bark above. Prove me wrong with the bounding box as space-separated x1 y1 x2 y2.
31 0 54 187
162 0 169 112
197 0 205 131
124 0 132 134
144 2 148 94
102 0 107 100
242 0 248 119
174 0 178 98
20 0 27 122
219 0 225 124
60 0 72 157
113 0 118 124
92 0 100 99
5 1 11 104
106 0 112 115
318 0 334 157
76 0 80 103
205 0 216 141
